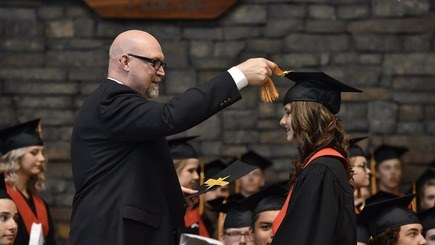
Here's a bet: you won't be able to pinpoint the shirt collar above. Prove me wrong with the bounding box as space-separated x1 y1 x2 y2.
107 77 123 85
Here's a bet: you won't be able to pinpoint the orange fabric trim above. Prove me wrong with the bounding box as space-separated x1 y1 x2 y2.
184 209 210 237
6 184 49 237
272 148 347 234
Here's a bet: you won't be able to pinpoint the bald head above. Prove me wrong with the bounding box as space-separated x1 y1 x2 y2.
108 30 164 78
109 30 160 60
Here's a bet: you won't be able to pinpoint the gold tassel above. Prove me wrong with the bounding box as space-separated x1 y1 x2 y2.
234 153 242 193
234 180 240 194
199 163 205 215
259 65 291 103
370 153 377 195
216 198 227 240
36 123 43 140
216 212 225 240
411 183 417 212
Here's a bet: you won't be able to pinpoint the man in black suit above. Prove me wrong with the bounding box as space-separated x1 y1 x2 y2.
69 30 276 245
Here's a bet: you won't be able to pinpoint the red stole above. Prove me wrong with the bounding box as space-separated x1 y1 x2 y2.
184 208 210 237
6 184 49 237
272 148 348 234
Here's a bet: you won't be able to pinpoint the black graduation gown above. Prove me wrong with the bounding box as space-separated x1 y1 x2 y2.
69 72 241 245
15 192 57 245
272 156 356 245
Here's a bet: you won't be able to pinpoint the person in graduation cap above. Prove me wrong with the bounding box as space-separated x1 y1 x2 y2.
349 136 371 212
359 194 427 245
0 173 18 245
374 144 408 196
69 29 276 245
200 160 231 239
272 72 361 245
168 136 209 238
0 119 57 245
215 201 254 245
238 151 273 198
419 207 435 245
240 183 287 245
348 137 373 245
415 169 435 213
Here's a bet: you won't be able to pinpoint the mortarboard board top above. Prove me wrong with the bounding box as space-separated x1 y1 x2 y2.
239 183 288 218
0 173 11 200
359 194 419 237
0 119 43 155
186 160 258 199
348 136 368 158
282 72 362 114
418 207 435 234
167 135 200 159
365 191 400 205
240 150 273 170
202 159 228 180
374 144 408 165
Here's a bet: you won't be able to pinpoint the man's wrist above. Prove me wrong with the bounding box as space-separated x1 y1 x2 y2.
227 67 248 90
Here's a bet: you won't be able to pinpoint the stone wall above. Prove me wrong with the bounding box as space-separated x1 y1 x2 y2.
0 0 434 243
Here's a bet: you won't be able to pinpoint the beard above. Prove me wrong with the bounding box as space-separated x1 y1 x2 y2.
147 86 159 98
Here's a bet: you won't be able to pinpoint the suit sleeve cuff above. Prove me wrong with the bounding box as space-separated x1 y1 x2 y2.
227 67 248 90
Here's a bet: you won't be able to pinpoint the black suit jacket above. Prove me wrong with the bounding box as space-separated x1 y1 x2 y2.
69 72 241 245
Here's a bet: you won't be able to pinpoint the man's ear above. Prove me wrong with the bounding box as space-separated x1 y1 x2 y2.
119 54 130 71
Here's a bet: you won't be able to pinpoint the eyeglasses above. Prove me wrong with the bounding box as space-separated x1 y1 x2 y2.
224 231 253 242
128 53 167 70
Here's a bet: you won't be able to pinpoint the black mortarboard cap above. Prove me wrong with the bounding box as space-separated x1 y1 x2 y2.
365 191 400 205
283 72 362 114
221 203 252 229
239 183 287 218
374 144 408 165
167 135 199 159
240 150 273 170
348 136 367 158
0 173 11 200
0 119 43 155
203 160 227 180
359 194 419 237
415 168 435 194
356 224 370 243
208 193 245 212
418 207 435 234
185 160 258 199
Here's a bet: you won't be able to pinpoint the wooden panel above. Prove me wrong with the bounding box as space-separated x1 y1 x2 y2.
0 0 41 6
83 0 238 19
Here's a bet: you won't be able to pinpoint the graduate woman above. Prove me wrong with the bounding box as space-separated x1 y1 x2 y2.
272 72 361 245
0 119 56 245
168 136 209 238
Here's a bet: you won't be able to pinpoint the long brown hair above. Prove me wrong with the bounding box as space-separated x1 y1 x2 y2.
289 101 350 186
